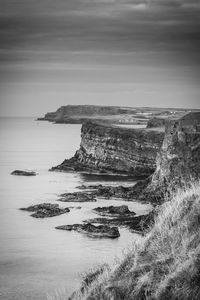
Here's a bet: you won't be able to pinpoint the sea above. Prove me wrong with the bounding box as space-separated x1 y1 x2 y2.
0 117 152 299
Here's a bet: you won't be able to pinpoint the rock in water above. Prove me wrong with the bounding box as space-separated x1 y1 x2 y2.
20 203 70 218
55 223 120 239
11 170 37 176
93 205 136 217
58 192 96 202
76 184 103 190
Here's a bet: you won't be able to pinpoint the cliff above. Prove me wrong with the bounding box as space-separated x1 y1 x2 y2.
51 122 164 177
150 111 200 188
128 111 200 204
66 112 200 300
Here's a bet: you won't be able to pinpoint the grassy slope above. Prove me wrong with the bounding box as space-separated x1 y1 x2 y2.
70 182 200 300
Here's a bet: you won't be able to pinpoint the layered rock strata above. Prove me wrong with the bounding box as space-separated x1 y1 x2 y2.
56 111 200 205
91 112 200 203
149 111 200 189
51 122 164 177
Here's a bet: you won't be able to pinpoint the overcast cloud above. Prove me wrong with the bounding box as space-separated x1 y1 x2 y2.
0 0 199 115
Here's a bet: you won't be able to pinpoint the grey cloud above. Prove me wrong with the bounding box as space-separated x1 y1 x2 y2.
0 1 200 67
148 0 182 7
0 0 199 114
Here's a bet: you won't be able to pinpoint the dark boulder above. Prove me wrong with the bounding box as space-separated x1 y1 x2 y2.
11 170 37 176
93 205 136 217
55 223 120 239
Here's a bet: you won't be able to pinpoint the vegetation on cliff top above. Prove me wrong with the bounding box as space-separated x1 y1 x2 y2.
67 181 200 300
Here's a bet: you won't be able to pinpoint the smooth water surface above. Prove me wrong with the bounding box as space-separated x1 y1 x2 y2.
0 118 151 299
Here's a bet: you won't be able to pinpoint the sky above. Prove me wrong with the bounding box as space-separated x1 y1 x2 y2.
0 0 200 116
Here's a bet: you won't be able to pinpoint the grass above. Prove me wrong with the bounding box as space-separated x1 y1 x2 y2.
68 181 200 300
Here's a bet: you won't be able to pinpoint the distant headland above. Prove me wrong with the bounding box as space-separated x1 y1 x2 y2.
37 104 195 125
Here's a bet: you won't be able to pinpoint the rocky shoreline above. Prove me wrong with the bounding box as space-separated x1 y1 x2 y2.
84 211 155 234
17 111 200 240
19 182 155 236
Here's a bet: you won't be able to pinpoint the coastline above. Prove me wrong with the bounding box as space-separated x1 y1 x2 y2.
0 117 152 299
1 109 200 299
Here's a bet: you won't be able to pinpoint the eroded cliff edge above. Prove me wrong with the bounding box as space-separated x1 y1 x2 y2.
150 112 200 187
51 122 164 177
136 111 200 203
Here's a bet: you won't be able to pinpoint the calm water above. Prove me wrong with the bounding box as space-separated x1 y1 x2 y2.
0 118 151 299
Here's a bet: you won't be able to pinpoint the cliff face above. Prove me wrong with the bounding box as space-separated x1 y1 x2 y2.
150 112 200 188
52 122 164 177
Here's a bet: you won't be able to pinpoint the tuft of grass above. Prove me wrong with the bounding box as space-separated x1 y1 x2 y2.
69 181 200 300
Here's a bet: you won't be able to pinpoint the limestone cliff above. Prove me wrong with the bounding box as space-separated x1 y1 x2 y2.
150 112 200 188
51 122 164 177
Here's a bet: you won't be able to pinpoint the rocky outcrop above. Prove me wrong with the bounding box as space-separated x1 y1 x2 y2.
55 223 120 239
37 112 57 122
84 212 154 234
58 192 96 202
149 112 200 189
11 170 37 176
58 180 151 203
93 205 136 217
51 122 164 177
20 203 70 218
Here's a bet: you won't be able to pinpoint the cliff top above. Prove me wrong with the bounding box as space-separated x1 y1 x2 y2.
82 121 165 136
165 111 200 132
82 111 200 134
